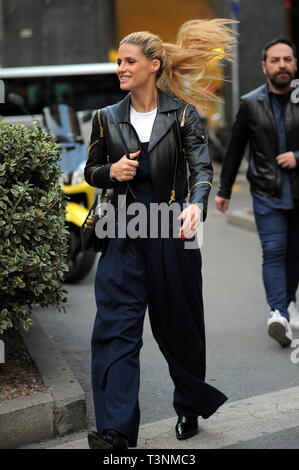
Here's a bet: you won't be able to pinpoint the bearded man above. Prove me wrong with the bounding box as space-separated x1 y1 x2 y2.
215 38 299 348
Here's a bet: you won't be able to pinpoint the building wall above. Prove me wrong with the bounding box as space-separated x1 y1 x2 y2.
221 0 286 126
115 0 217 44
1 0 116 66
239 0 285 97
0 0 288 128
290 0 299 58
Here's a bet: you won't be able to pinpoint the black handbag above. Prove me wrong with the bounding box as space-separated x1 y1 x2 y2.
80 188 113 252
80 106 130 252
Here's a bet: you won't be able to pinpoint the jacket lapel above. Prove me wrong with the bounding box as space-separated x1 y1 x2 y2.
109 93 131 123
108 88 180 152
149 89 180 152
148 112 175 152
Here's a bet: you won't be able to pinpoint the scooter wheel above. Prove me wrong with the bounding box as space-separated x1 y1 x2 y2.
64 226 96 283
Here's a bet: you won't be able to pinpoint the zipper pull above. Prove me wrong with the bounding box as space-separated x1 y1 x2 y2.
168 190 176 205
180 104 188 127
98 109 104 137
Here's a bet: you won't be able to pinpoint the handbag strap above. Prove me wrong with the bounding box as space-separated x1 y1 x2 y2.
107 106 130 159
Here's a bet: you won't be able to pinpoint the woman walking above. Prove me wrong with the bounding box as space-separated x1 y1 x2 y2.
85 19 235 449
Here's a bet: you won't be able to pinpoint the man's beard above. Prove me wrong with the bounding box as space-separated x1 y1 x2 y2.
268 70 295 89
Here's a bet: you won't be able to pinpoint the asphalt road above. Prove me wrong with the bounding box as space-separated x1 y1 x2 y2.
28 178 299 449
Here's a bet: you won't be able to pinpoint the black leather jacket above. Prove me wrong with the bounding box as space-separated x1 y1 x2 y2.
84 88 213 219
218 83 299 200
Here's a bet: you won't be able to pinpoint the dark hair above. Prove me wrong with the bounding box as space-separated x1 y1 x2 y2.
262 37 297 61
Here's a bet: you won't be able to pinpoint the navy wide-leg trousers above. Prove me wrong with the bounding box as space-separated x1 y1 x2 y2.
91 235 227 447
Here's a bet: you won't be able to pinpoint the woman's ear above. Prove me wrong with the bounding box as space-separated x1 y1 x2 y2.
152 59 161 74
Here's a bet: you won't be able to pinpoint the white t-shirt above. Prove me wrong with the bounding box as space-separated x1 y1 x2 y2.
130 106 157 143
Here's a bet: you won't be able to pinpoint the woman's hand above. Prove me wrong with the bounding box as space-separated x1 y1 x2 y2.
178 203 201 239
110 150 140 181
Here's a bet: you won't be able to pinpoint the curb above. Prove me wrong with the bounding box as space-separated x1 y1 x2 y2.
0 313 87 449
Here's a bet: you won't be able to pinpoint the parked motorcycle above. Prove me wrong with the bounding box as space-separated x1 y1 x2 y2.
43 104 97 283
8 93 97 283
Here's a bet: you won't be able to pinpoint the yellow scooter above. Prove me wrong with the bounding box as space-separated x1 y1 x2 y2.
62 179 96 283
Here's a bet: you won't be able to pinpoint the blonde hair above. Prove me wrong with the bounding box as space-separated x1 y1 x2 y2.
120 19 237 109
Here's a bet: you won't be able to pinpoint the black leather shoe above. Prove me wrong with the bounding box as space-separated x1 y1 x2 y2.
175 416 198 440
88 429 128 449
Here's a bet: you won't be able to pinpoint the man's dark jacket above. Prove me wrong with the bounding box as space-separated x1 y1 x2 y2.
218 83 299 200
84 88 212 219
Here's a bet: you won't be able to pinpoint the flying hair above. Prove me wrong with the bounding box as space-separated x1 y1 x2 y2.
120 19 238 109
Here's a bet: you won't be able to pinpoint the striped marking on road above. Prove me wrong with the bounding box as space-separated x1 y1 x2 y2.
50 385 299 449
232 183 242 193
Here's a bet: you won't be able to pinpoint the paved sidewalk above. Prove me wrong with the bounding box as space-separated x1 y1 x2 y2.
49 386 299 449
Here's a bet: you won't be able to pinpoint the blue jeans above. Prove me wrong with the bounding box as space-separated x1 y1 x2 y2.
252 197 299 320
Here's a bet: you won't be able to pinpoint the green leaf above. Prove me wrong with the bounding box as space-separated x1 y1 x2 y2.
0 122 68 334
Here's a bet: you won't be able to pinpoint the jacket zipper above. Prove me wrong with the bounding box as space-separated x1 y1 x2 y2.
97 109 104 137
88 139 99 152
169 126 178 204
189 180 212 197
168 104 189 204
180 104 189 128
90 119 106 185
183 104 212 198
88 108 103 153
91 165 105 186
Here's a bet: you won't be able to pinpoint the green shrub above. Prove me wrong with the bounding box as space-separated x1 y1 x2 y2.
0 122 68 334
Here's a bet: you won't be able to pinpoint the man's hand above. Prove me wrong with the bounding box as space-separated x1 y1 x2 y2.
178 204 201 239
215 196 230 213
276 151 297 169
110 150 140 181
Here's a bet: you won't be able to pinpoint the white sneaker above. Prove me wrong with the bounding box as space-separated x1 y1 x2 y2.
267 310 293 347
288 302 299 330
